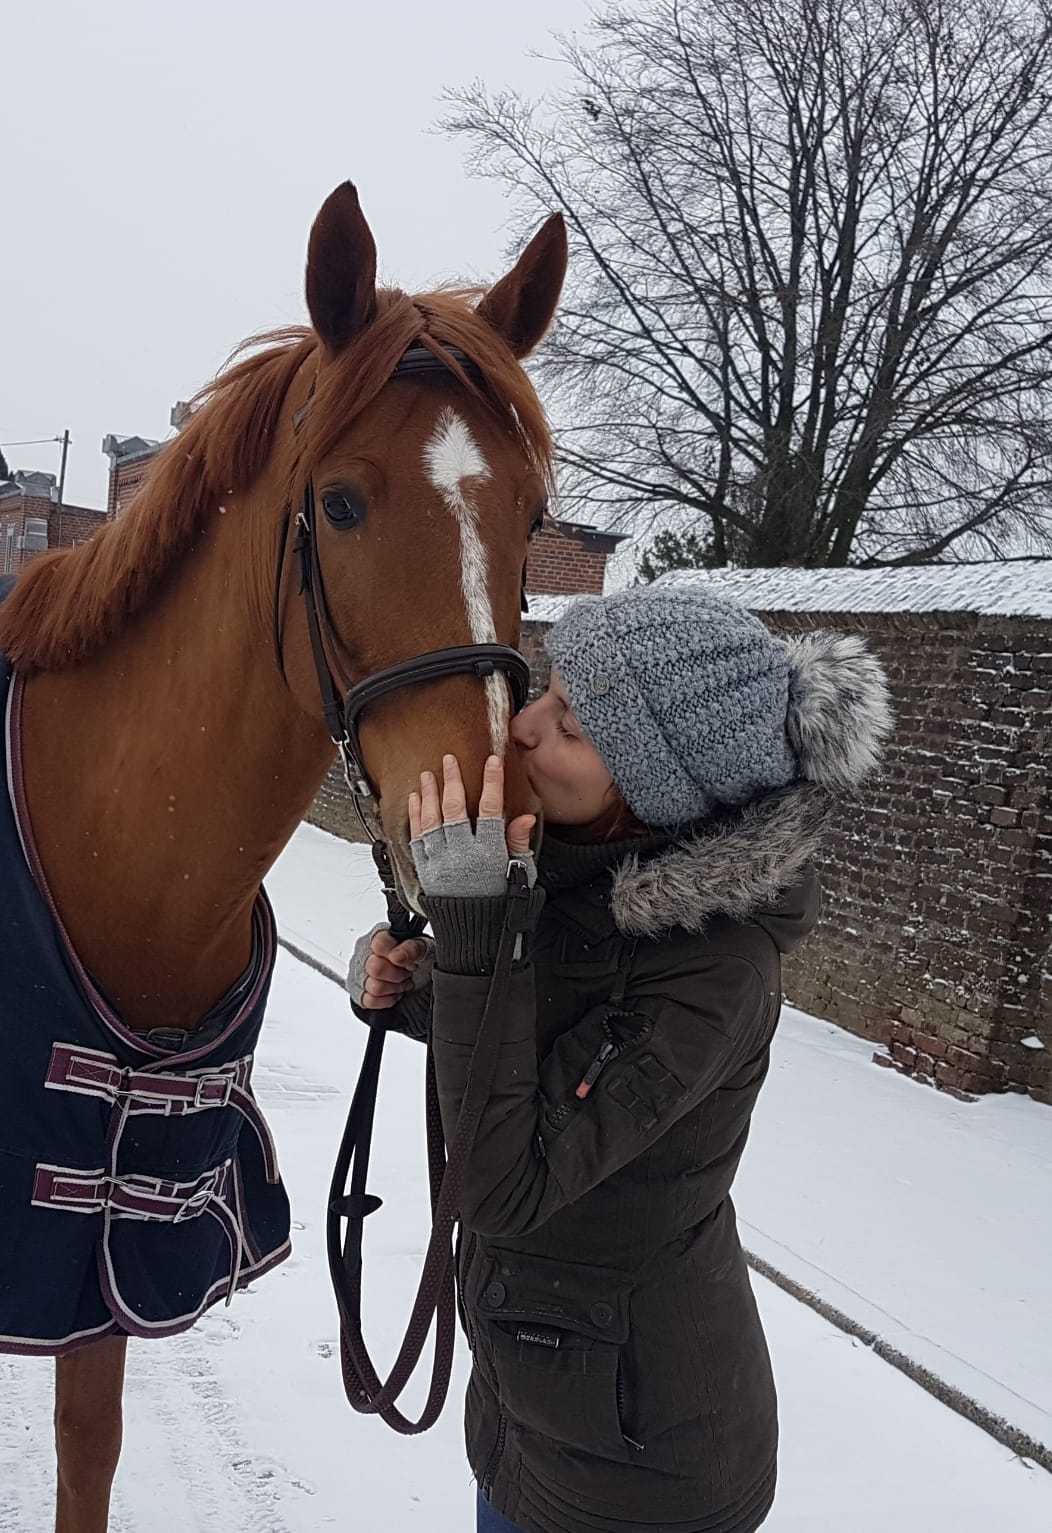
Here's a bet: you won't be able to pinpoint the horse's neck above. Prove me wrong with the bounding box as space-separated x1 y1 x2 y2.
17 520 334 1031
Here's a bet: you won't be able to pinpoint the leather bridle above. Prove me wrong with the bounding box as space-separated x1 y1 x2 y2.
275 342 538 1434
275 343 532 818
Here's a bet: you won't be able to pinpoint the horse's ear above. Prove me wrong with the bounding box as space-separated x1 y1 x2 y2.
477 213 568 359
305 182 378 353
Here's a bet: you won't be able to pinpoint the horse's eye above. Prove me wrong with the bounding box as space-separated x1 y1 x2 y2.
528 505 548 540
322 490 366 529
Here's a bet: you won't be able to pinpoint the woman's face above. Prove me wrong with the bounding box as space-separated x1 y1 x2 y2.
510 667 615 826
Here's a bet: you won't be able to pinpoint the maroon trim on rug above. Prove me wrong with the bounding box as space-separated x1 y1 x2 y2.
0 1318 120 1359
0 1234 292 1358
95 1230 292 1342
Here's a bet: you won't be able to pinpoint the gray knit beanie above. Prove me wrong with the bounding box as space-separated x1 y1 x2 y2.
545 585 892 827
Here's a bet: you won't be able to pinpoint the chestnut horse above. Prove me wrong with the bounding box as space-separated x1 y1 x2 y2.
0 181 566 1532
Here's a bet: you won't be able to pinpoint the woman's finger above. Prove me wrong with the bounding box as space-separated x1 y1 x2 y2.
506 814 537 859
365 973 412 998
477 754 504 821
418 771 442 833
365 953 413 986
360 986 400 1011
389 938 428 970
371 929 400 960
407 791 422 841
441 755 469 825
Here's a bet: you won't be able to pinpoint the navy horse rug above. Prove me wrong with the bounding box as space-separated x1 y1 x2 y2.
0 651 291 1356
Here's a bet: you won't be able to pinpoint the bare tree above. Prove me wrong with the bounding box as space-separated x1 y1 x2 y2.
448 0 1052 566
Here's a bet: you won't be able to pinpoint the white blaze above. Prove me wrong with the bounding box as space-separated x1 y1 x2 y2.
423 407 508 755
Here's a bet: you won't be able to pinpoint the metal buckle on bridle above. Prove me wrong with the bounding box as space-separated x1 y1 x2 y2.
338 739 373 804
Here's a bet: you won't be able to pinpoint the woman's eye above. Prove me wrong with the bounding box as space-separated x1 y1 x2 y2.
322 490 366 528
557 720 575 739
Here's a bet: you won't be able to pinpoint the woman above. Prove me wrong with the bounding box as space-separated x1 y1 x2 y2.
348 585 891 1533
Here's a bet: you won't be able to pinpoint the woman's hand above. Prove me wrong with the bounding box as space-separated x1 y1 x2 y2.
347 924 433 1011
408 754 537 899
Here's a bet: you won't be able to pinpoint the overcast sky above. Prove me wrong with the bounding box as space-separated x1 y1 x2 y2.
1 0 593 510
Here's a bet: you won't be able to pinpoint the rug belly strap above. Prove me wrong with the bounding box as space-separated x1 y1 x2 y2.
45 1042 280 1181
32 1161 245 1304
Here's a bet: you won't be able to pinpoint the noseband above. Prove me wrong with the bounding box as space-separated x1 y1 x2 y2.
275 344 531 836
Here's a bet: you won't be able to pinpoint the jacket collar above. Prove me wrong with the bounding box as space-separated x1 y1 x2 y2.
540 785 831 941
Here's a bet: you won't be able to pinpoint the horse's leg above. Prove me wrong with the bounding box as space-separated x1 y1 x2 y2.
54 1335 128 1533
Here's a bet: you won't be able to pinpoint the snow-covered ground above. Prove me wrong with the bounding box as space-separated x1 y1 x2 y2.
2 822 1050 1530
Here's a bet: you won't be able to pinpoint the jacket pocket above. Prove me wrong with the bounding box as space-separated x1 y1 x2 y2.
469 1246 634 1458
550 930 624 981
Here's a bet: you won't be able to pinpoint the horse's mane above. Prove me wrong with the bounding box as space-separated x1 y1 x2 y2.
0 289 554 672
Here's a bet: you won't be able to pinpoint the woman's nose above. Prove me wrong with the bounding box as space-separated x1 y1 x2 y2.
511 704 539 749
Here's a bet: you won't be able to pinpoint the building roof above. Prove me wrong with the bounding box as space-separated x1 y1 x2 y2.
101 434 161 466
0 469 56 500
657 562 1052 620
547 519 629 550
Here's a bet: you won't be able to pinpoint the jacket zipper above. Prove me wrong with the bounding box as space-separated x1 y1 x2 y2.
546 1013 649 1130
575 1011 646 1100
481 1413 507 1498
575 1033 619 1099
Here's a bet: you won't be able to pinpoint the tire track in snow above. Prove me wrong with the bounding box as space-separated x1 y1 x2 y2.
0 1321 309 1533
115 1317 308 1532
0 1356 57 1532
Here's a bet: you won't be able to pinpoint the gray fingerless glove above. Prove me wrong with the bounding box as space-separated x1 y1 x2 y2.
410 817 538 898
346 921 436 1008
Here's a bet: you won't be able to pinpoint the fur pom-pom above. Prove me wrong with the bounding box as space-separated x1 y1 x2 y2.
785 631 892 788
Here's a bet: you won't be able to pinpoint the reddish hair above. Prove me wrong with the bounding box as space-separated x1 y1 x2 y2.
554 784 650 845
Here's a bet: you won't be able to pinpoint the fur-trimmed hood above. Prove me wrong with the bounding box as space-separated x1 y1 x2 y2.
608 783 830 942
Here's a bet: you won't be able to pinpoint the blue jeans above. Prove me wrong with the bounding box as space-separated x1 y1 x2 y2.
476 1490 527 1532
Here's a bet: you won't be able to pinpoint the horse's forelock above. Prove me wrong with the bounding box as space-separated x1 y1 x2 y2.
301 288 553 495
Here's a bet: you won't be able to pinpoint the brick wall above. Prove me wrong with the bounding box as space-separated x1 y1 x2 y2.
508 611 1052 1106
306 769 372 845
52 505 107 549
750 611 1050 1105
520 618 553 698
107 456 155 519
0 488 106 574
525 522 621 596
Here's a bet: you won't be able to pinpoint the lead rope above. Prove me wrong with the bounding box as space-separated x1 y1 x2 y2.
326 857 533 1432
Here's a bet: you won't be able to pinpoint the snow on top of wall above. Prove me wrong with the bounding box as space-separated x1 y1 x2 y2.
656 562 1052 619
524 594 582 623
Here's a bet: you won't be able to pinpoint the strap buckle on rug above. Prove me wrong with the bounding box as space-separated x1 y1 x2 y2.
32 1162 247 1304
193 1074 234 1109
44 1044 280 1184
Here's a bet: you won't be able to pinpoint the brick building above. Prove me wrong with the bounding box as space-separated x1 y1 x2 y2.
525 519 623 598
102 433 162 519
2 403 192 576
0 470 107 576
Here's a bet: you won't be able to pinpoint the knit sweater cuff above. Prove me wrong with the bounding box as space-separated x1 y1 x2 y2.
422 888 546 975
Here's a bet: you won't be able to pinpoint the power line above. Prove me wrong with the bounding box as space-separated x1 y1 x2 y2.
0 436 65 448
